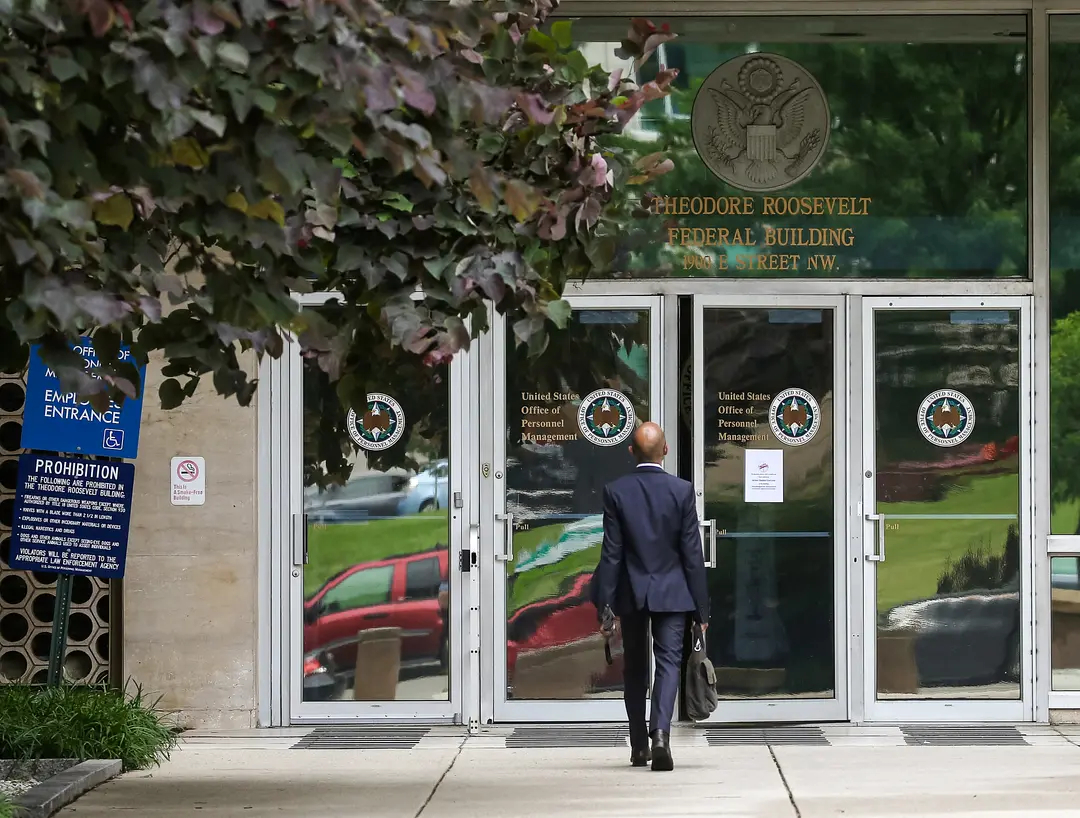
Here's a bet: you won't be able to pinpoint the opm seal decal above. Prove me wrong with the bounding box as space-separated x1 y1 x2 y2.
918 389 975 448
347 393 405 451
769 388 821 446
578 389 636 447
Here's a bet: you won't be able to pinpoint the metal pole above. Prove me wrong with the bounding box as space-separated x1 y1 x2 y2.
47 573 73 687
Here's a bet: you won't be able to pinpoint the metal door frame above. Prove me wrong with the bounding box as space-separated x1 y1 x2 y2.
483 294 664 723
279 293 470 724
858 295 1034 723
692 294 849 723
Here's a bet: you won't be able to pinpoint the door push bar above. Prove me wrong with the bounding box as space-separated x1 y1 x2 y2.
291 512 308 566
865 512 886 562
700 519 718 569
495 512 514 563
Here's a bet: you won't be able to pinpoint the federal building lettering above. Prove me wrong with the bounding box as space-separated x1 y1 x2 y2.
651 195 872 218
669 227 855 248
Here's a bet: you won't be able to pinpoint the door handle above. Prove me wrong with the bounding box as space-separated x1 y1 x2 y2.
865 512 885 562
700 519 718 568
364 612 390 620
495 512 514 562
292 512 308 566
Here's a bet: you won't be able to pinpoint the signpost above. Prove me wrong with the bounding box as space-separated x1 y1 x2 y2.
21 339 145 459
8 454 136 685
15 341 143 685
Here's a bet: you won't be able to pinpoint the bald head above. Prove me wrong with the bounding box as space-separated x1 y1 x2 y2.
630 422 667 464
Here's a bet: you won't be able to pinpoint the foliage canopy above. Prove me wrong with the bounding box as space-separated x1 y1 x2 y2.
0 0 675 478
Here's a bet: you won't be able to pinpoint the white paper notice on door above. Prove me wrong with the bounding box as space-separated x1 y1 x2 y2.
744 449 784 503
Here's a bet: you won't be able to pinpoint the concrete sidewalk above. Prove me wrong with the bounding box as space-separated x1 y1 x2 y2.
59 727 1080 818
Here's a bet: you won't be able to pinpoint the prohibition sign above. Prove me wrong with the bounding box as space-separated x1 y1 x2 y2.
176 459 200 482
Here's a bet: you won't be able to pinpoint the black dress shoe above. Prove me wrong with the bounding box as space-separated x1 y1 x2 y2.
630 747 652 767
650 730 673 772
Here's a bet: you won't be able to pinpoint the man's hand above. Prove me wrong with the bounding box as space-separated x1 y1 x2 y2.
599 605 617 637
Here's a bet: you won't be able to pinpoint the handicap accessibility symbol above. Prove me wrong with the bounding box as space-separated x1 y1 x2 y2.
103 429 125 451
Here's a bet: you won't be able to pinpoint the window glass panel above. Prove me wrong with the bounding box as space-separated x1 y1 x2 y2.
322 565 394 611
701 308 836 699
301 336 451 702
405 557 441 600
1052 556 1080 690
504 308 651 701
571 16 1028 279
1051 17 1080 533
873 310 1021 700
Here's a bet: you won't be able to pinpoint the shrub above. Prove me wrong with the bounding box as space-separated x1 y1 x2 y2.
0 792 14 818
0 683 177 771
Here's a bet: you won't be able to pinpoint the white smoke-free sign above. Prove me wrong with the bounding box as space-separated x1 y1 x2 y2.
171 456 205 506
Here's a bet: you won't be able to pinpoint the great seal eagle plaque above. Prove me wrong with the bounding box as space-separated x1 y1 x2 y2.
691 53 831 192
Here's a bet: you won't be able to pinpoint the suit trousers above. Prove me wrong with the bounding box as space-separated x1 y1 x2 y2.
620 608 687 743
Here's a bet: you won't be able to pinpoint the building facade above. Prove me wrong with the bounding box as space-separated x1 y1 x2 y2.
6 4 1080 730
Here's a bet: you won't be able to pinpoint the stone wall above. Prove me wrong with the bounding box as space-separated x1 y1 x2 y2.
124 356 258 729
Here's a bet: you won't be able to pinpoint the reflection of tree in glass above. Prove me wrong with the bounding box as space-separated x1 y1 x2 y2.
936 526 1020 594
606 36 1026 279
506 313 650 517
1049 43 1080 532
303 304 448 488
874 314 1019 467
506 316 650 424
1051 313 1080 532
702 310 832 466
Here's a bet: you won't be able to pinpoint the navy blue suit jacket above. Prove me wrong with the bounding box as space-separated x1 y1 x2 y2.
592 465 710 624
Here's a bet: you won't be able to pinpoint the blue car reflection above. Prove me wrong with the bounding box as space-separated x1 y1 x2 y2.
398 460 449 515
303 459 450 524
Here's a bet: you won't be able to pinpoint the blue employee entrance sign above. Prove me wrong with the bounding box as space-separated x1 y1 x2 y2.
8 454 135 579
21 339 145 459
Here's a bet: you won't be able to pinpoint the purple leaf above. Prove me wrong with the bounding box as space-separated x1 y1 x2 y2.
575 196 602 232
139 295 163 322
639 31 677 68
579 153 608 188
193 1 225 34
364 66 397 113
538 206 567 240
397 67 436 116
517 92 554 125
414 152 447 188
443 316 470 351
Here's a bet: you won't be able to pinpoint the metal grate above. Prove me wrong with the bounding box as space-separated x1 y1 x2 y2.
0 369 113 689
291 727 430 750
506 726 630 748
900 726 1028 746
704 727 829 746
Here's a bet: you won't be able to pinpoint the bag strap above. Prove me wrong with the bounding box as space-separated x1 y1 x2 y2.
692 622 707 652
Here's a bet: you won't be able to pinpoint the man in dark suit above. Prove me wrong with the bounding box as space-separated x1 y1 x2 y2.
593 422 709 772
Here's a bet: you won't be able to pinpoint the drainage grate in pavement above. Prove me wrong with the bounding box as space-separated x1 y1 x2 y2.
900 726 1028 746
704 727 829 746
506 726 630 748
291 727 430 750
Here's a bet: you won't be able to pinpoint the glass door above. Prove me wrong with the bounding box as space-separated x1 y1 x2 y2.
288 333 466 722
861 297 1030 722
691 296 847 722
489 296 662 721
